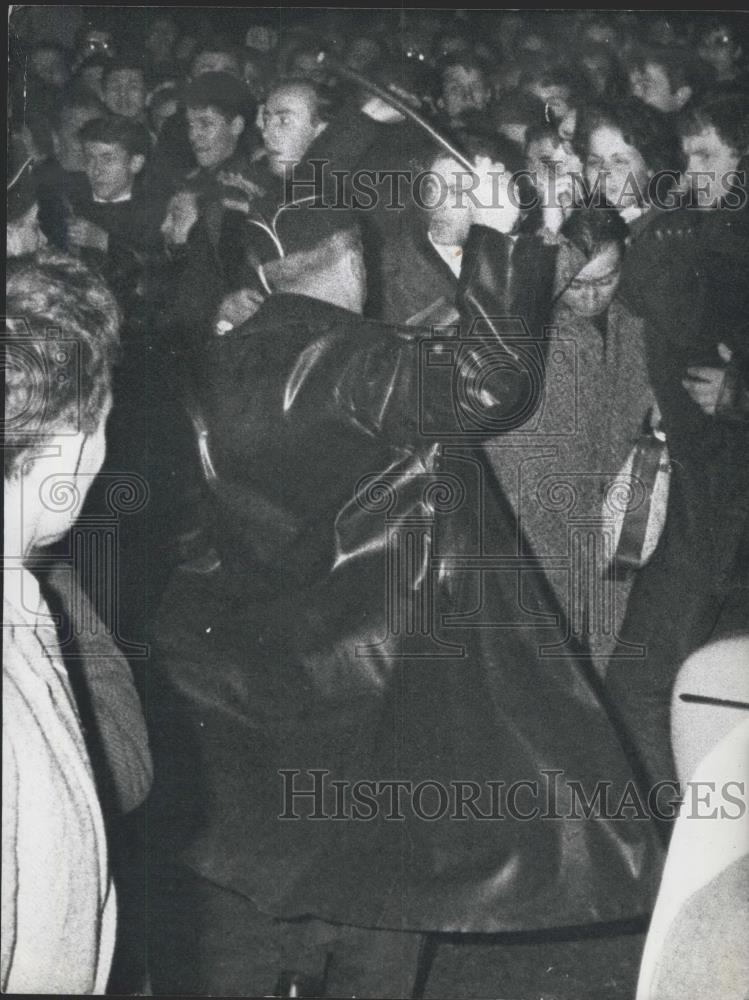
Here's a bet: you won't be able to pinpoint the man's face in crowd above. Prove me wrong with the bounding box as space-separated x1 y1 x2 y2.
681 125 743 207
629 62 689 114
425 155 474 247
561 242 622 317
187 105 244 169
83 141 142 201
7 203 47 258
585 125 650 210
441 66 490 121
104 69 146 119
161 191 199 246
191 50 241 79
31 48 69 88
56 105 102 171
261 85 327 176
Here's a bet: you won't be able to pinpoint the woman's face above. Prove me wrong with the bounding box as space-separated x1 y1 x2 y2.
560 241 623 317
585 124 650 210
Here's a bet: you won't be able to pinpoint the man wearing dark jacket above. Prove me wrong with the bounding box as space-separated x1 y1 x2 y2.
146 195 662 996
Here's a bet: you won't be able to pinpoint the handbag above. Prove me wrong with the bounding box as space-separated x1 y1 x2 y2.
607 403 671 571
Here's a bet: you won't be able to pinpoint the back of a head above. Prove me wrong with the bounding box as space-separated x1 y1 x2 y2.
5 251 121 479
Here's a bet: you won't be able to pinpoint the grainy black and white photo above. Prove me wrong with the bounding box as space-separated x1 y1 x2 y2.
4 6 749 997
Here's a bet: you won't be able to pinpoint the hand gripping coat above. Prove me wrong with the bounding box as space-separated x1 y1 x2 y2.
149 225 663 934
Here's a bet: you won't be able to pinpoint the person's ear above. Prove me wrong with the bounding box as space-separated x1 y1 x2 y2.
129 154 146 176
674 85 692 109
230 115 246 137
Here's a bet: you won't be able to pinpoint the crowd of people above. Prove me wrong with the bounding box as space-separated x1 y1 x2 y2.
4 8 749 998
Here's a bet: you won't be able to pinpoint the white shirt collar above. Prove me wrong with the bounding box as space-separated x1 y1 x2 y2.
428 232 463 278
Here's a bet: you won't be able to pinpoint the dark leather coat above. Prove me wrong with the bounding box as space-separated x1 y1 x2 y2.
149 225 662 933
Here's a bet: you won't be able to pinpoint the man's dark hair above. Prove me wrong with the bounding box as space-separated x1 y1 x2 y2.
78 116 149 157
520 63 582 97
184 71 251 122
102 54 146 83
678 93 749 157
560 206 629 259
446 128 526 176
190 36 243 74
5 251 121 478
575 99 683 176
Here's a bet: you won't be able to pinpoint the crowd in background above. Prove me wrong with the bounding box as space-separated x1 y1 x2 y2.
5 7 749 998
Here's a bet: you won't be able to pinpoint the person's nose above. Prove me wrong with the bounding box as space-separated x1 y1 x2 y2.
263 121 280 145
582 287 600 310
